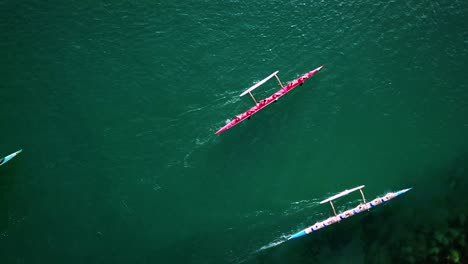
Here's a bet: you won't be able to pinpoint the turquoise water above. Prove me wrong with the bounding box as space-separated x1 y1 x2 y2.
1 0 468 263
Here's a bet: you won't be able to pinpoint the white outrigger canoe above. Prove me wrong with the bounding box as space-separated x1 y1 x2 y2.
0 149 22 167
288 185 412 240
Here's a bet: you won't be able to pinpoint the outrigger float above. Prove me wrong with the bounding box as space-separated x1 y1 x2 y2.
0 149 22 167
215 65 324 134
288 185 412 240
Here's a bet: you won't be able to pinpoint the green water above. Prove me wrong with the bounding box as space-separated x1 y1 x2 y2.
1 0 468 263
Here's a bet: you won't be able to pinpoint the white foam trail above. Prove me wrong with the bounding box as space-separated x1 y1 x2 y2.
255 234 290 252
256 240 285 251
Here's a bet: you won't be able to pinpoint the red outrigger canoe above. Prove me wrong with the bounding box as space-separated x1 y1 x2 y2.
215 65 324 134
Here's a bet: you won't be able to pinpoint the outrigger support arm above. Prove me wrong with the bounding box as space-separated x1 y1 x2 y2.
329 201 337 216
274 74 284 88
359 189 367 204
248 91 258 104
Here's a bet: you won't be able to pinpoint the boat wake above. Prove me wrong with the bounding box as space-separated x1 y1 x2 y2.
284 198 320 216
255 235 289 252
